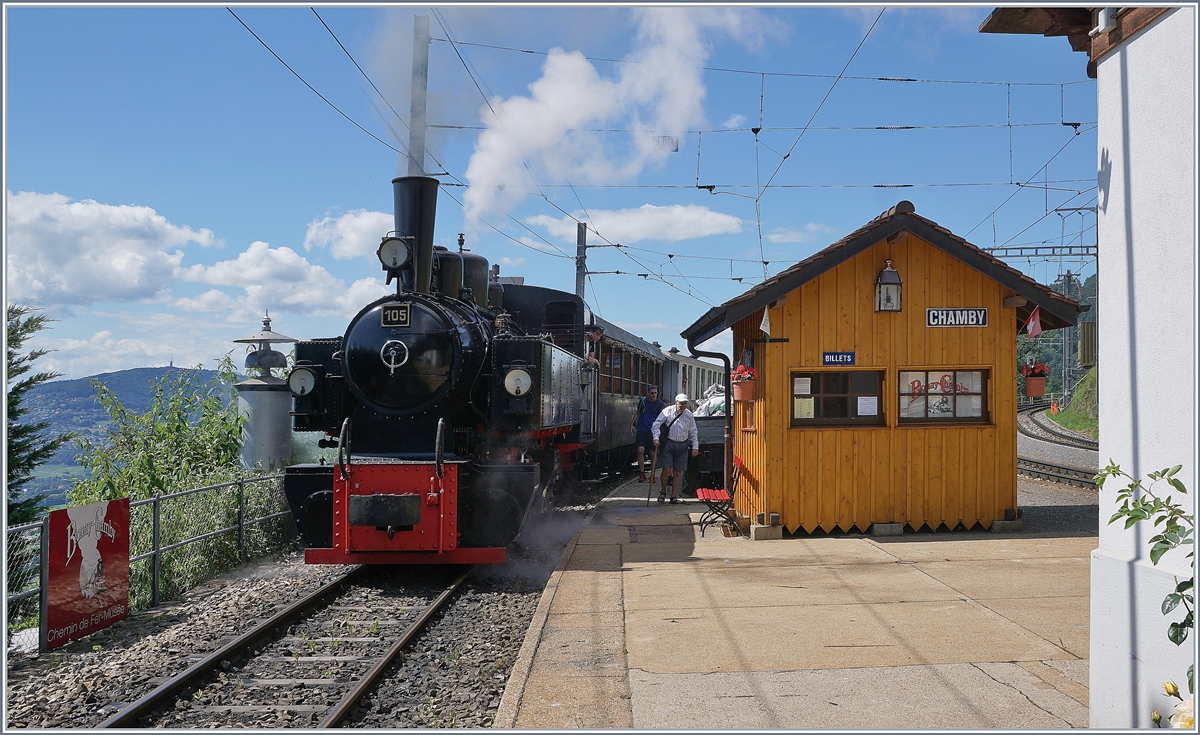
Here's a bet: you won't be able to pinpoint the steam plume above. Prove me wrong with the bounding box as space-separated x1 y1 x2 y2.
463 8 763 223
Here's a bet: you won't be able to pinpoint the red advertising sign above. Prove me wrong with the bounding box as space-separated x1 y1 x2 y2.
43 499 130 651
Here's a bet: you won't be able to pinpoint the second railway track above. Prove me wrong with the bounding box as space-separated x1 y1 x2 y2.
1015 401 1099 488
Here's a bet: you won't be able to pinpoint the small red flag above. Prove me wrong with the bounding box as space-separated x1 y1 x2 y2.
1024 306 1043 338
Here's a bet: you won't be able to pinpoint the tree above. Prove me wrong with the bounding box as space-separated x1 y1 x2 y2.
70 356 245 504
6 304 73 525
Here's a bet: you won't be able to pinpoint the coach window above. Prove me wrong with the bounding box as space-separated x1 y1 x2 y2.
898 370 989 424
599 342 611 392
623 351 633 395
790 371 885 427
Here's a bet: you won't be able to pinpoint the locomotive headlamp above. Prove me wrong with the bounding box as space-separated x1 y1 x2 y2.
377 236 412 269
504 368 533 396
288 367 317 397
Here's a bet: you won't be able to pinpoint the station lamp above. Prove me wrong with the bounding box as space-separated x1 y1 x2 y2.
875 259 903 312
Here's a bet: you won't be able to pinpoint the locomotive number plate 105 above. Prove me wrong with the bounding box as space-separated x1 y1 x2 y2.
381 303 411 328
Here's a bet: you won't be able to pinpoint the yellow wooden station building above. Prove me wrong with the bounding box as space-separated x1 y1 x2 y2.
682 201 1084 535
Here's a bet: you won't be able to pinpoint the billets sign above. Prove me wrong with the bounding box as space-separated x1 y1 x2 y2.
43 499 130 651
926 308 988 327
823 352 855 365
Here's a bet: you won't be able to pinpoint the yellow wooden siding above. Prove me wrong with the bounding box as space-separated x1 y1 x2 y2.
730 232 1018 534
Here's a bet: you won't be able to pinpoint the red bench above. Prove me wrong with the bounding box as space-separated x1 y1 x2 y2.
696 456 743 537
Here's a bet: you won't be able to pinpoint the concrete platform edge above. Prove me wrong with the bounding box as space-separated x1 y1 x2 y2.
493 502 601 727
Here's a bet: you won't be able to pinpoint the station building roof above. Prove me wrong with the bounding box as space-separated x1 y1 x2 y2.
681 200 1085 346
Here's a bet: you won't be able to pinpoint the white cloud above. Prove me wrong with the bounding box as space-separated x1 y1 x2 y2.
173 289 241 313
179 241 390 318
5 190 217 306
723 114 748 129
499 256 526 267
462 8 773 221
38 328 231 379
766 223 836 244
303 209 394 260
528 204 742 244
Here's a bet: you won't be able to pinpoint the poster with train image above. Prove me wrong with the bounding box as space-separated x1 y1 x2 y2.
43 499 129 651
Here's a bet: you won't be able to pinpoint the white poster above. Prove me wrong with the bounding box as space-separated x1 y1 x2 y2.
794 377 811 395
794 397 815 419
857 396 878 416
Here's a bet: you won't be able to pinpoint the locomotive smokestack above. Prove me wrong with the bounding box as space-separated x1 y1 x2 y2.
392 176 439 294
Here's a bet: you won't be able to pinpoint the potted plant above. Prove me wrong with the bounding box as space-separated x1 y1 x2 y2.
1020 360 1051 398
731 365 758 401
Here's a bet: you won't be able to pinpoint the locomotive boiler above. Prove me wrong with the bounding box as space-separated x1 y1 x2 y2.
283 175 657 565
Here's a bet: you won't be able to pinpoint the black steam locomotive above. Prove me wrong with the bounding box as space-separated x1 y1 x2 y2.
283 176 664 564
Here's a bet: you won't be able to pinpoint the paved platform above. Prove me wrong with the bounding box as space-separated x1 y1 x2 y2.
495 475 1095 729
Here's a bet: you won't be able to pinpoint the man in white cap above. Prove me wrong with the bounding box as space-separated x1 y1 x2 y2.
651 393 699 504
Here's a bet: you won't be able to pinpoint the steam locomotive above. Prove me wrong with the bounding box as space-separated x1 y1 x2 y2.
282 176 665 564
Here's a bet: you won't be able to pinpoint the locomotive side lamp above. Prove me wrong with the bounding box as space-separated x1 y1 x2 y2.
288 367 317 396
504 366 533 396
875 259 903 312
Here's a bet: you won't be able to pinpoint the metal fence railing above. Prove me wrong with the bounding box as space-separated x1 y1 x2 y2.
6 474 295 636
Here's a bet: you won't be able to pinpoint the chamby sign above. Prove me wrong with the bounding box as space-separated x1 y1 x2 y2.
926 308 988 327
43 499 130 651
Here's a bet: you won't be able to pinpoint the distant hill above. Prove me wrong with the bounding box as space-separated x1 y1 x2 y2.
14 366 227 511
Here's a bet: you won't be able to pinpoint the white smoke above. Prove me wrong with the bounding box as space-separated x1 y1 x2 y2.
527 204 742 243
462 7 768 223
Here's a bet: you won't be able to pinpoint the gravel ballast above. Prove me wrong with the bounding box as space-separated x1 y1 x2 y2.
5 478 616 729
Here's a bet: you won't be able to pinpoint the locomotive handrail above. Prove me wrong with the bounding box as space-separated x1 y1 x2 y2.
337 417 352 479
435 418 445 478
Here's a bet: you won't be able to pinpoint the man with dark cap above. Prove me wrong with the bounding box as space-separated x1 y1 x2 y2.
630 385 666 482
583 324 603 366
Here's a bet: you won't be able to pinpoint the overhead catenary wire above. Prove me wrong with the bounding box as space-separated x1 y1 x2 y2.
759 8 884 194
228 8 405 156
431 8 719 305
308 7 464 185
428 121 1095 133
964 124 1097 237
483 178 1095 191
439 188 573 260
430 36 1092 87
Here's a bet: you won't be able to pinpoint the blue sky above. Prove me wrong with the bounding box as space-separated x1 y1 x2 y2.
4 5 1098 379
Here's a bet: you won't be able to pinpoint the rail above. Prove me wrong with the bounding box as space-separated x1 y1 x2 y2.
5 474 290 637
1016 457 1098 488
1015 402 1098 488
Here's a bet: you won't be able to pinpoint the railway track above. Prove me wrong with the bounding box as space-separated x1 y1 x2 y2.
1016 402 1098 488
99 566 473 729
1016 456 1097 488
1017 402 1099 451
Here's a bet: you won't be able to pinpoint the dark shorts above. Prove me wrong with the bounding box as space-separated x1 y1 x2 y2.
635 431 654 452
657 438 690 472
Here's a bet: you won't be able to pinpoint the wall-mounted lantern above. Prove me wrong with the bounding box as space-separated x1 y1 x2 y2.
875 259 903 312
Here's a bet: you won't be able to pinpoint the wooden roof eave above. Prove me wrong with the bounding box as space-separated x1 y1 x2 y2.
900 217 1082 330
682 208 1082 344
681 218 911 345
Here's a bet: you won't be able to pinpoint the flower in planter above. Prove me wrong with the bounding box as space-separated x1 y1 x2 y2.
730 365 757 383
1020 361 1051 378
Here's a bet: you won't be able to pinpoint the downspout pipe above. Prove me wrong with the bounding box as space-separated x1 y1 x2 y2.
686 335 732 496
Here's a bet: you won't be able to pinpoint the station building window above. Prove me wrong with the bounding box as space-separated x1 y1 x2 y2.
790 371 885 427
898 370 989 423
